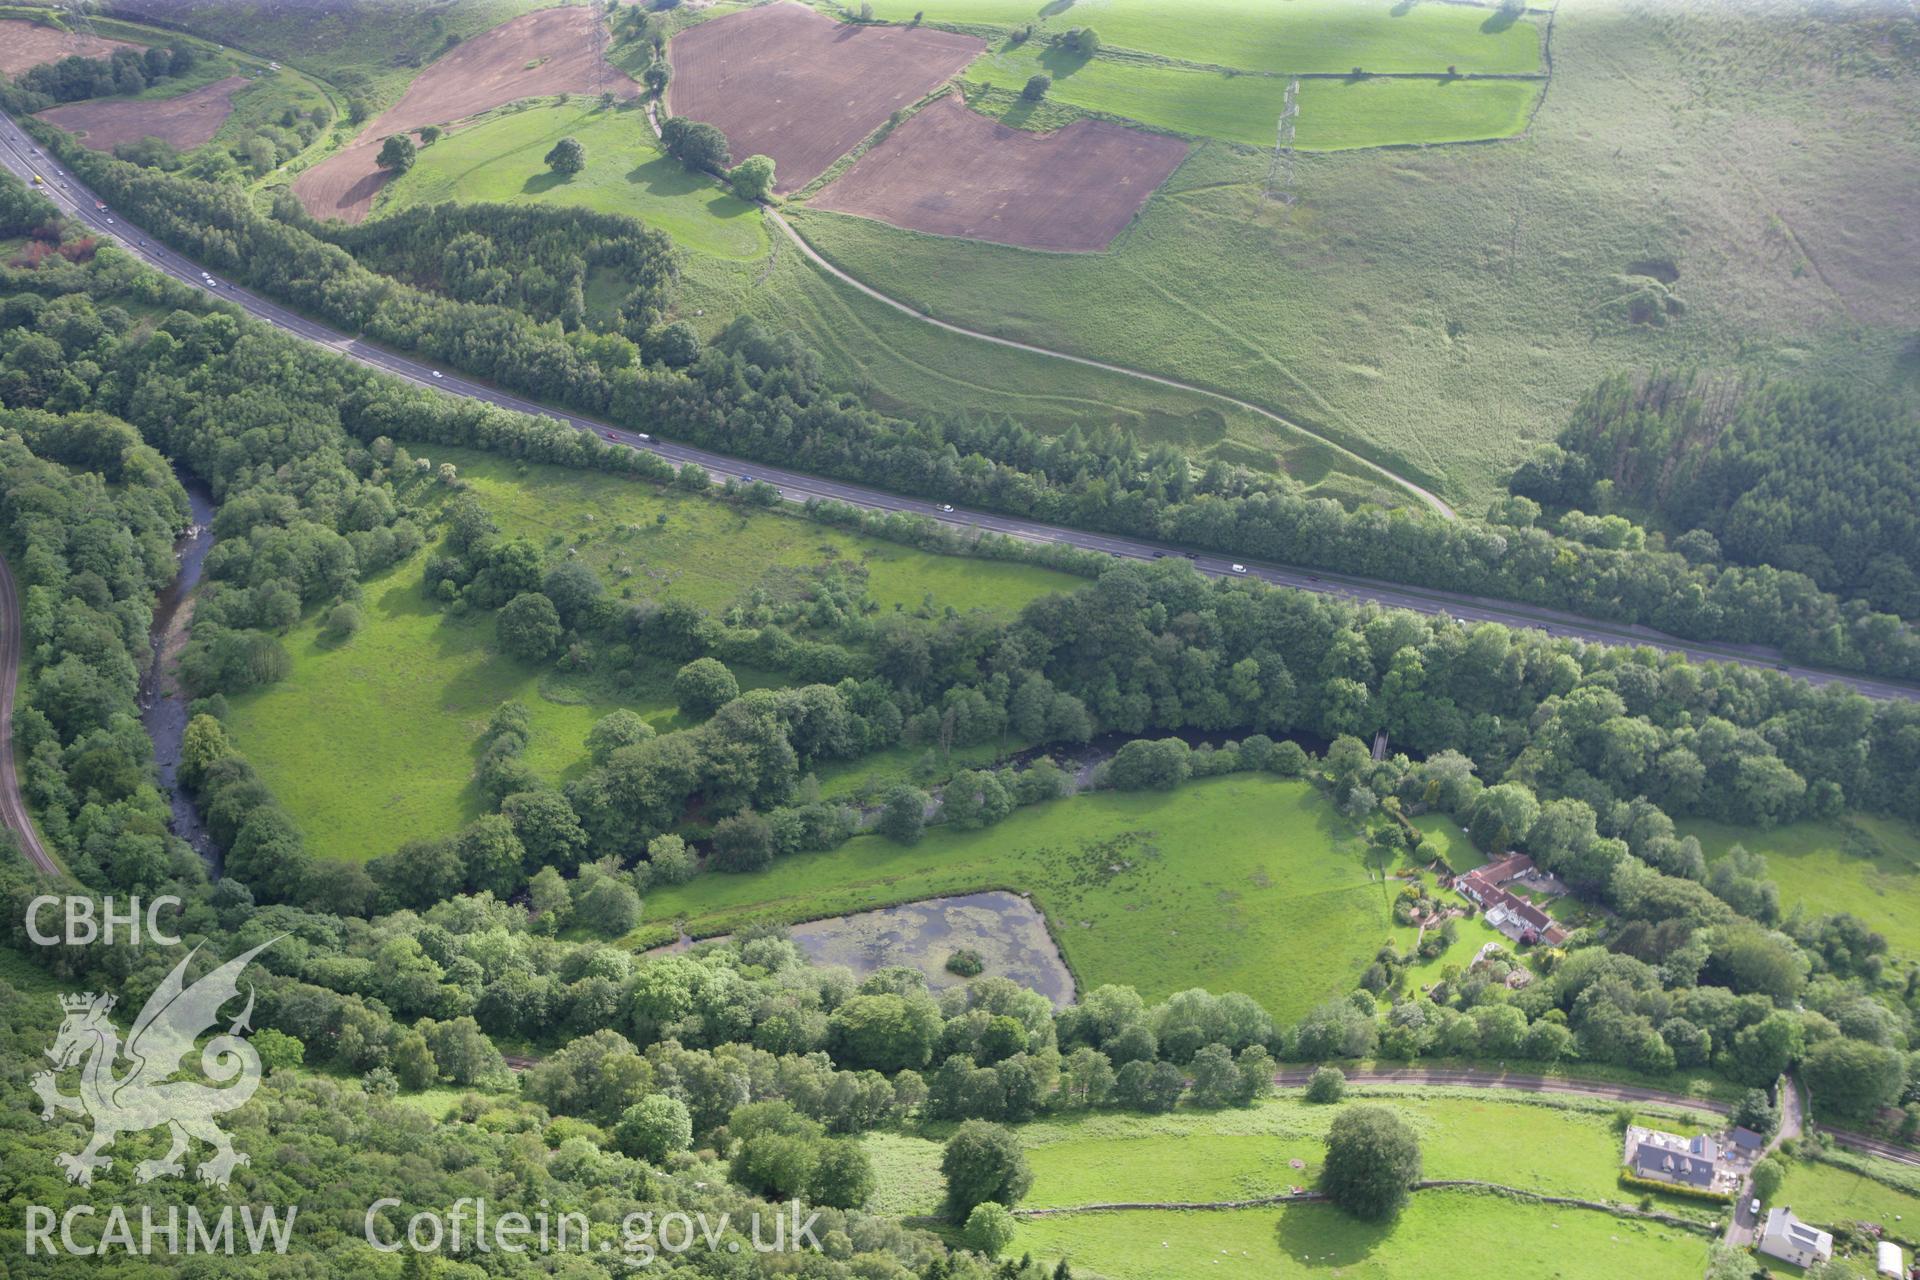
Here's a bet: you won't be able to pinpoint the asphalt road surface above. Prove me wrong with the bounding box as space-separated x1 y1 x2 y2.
0 554 59 876
4 110 1917 704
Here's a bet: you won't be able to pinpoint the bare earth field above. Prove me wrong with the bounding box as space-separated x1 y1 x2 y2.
812 93 1189 252
37 75 250 152
666 1 983 193
0 18 145 76
292 5 638 223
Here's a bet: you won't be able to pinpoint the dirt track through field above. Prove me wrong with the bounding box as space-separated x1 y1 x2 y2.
291 6 639 224
38 75 250 152
666 1 982 193
0 18 145 76
813 93 1189 252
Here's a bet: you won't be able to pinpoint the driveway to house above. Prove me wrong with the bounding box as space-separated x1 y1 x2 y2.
1725 1075 1805 1247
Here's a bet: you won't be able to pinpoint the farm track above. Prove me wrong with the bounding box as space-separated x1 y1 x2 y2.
8 110 1920 704
766 207 1458 520
0 553 59 876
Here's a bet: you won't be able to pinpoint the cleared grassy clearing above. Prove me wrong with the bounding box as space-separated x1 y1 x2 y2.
1010 1192 1710 1280
221 551 671 864
784 3 1920 508
1685 813 1920 958
849 0 1543 75
964 44 1540 149
220 556 634 863
434 444 1083 616
642 775 1394 1022
223 448 1078 863
373 99 766 261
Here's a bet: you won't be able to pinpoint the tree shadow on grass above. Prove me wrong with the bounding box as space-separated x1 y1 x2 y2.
521 170 569 196
1273 1199 1395 1270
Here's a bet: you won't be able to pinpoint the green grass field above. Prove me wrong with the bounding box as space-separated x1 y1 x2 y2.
1009 1191 1711 1280
375 99 767 260
223 448 1081 863
784 2 1920 508
432 444 1084 615
1775 1155 1920 1243
867 1090 1723 1215
963 44 1541 149
845 0 1542 75
1684 813 1920 959
1019 1093 1720 1211
327 48 1384 498
221 550 667 864
642 774 1398 1021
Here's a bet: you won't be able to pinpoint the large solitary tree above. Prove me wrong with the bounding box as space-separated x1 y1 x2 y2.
1321 1105 1423 1220
728 154 776 202
376 133 416 173
545 135 587 176
659 116 731 173
941 1120 1032 1217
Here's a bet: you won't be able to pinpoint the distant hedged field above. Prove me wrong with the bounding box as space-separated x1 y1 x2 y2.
3 0 1920 1273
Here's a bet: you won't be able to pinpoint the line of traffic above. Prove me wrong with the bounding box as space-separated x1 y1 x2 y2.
3 111 1916 703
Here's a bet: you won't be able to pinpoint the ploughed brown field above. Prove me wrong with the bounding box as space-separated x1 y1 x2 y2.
38 75 250 153
811 94 1190 253
666 1 982 193
291 6 638 224
0 18 146 76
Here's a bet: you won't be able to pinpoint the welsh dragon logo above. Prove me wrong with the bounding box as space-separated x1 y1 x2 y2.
33 940 275 1188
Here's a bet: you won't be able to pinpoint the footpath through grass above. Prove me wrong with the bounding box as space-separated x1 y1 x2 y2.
786 1 1920 508
643 775 1395 1022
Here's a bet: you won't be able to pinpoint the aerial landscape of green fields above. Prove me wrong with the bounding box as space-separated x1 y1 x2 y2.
0 0 1916 1276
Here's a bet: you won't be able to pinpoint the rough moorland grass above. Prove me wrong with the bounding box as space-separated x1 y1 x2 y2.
1684 813 1920 959
848 0 1543 75
224 449 1080 863
964 43 1541 149
786 2 1920 508
676 241 1383 500
374 99 767 260
642 775 1395 1022
1011 1191 1708 1280
1777 1154 1920 1242
431 443 1085 616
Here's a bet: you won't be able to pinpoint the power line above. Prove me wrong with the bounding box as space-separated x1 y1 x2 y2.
1262 78 1300 207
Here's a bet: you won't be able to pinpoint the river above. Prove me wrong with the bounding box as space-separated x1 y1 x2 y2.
139 471 217 872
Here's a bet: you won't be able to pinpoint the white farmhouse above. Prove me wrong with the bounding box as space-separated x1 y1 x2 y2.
1758 1208 1833 1268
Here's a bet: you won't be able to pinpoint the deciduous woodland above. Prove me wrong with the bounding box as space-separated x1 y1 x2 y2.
2 2 1917 1275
